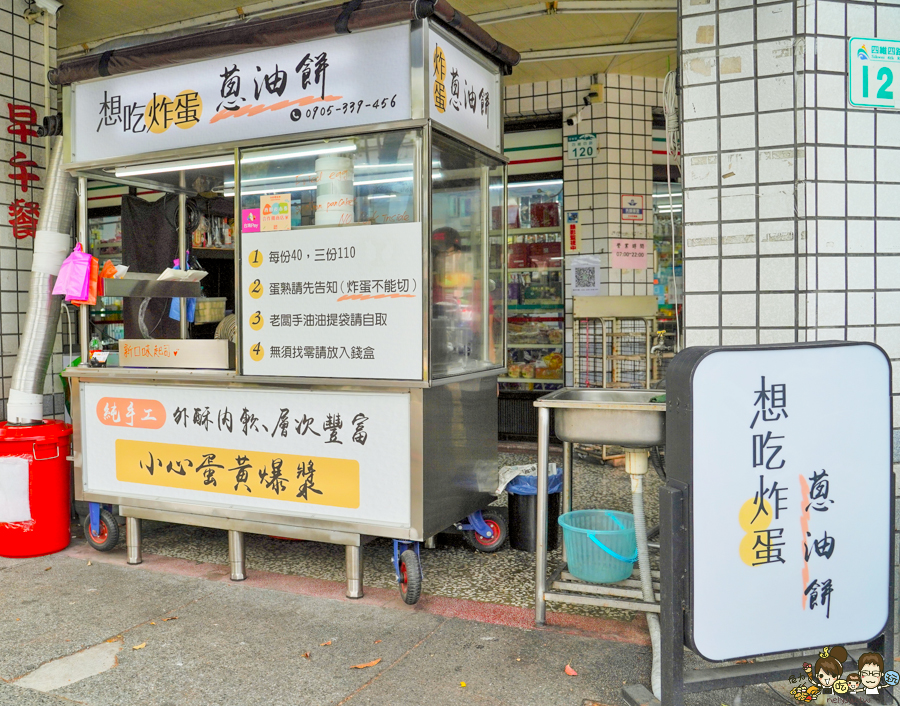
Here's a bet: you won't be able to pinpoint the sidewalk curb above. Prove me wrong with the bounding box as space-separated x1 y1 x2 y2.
61 542 651 647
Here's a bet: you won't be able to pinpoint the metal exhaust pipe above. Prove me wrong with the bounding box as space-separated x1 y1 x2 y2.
7 135 76 424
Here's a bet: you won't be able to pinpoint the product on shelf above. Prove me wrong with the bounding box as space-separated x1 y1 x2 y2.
528 241 562 268
542 352 563 369
521 363 535 379
492 205 520 230
530 202 560 227
547 328 563 345
507 363 522 377
508 243 529 269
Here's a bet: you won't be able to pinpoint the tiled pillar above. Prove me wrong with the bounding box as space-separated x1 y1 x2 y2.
0 1 63 422
680 0 900 647
680 0 900 415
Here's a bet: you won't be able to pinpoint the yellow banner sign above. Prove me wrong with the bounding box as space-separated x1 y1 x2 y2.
115 440 359 509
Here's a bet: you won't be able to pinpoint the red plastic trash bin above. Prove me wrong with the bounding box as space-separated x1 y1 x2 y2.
0 420 73 558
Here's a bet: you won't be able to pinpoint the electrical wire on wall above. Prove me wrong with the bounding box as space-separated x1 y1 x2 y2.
662 70 682 352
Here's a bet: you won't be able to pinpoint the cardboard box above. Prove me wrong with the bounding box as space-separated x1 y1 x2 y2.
530 202 560 227
508 243 530 269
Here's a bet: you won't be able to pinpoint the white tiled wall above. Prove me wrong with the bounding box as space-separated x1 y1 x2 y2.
0 0 64 422
680 0 900 633
504 74 660 385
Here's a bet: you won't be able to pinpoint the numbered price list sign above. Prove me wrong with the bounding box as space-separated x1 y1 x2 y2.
849 37 900 109
241 222 424 380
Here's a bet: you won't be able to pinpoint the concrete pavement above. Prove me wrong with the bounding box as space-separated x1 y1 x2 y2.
0 541 794 706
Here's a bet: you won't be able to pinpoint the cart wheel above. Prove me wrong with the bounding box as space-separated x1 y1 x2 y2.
398 549 422 605
83 509 119 552
465 511 508 553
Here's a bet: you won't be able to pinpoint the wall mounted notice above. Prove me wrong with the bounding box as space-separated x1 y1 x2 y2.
566 133 597 161
241 222 423 380
70 24 412 163
82 383 412 528
621 195 645 222
571 254 601 296
260 194 290 232
674 343 892 660
565 211 582 254
849 37 900 109
429 26 501 153
610 238 650 269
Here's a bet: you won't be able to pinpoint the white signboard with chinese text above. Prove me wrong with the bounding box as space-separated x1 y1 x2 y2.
610 238 650 269
565 211 581 254
849 37 900 109
686 344 891 660
566 133 597 161
241 222 423 380
70 24 412 163
621 194 645 222
81 383 411 529
429 26 501 154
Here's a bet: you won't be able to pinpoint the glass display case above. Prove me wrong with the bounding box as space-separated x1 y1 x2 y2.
430 132 505 378
496 178 564 391
652 181 683 350
88 215 124 344
237 127 505 382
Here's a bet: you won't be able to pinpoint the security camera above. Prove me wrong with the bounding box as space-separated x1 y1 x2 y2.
565 113 580 127
33 0 62 13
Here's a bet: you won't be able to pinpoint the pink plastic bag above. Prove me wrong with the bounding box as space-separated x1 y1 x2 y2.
52 243 92 300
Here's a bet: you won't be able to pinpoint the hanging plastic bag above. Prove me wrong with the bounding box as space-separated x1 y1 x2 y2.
168 296 196 322
51 243 92 299
70 256 99 306
97 259 117 297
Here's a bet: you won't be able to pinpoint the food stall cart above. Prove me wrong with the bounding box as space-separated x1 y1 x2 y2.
58 2 517 603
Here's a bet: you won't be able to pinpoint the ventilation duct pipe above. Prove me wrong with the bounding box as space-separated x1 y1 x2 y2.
7 135 77 424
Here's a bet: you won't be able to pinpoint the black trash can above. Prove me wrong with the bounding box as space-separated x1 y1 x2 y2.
506 469 563 552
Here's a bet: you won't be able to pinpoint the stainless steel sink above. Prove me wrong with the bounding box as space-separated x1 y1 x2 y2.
534 388 665 447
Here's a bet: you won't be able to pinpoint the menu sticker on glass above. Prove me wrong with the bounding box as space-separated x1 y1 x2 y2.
241 222 423 380
242 208 260 234
260 195 290 232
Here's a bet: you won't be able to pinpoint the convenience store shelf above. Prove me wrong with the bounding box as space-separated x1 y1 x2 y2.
507 343 563 349
508 304 563 311
491 226 562 237
490 267 563 273
194 247 236 259
498 377 564 384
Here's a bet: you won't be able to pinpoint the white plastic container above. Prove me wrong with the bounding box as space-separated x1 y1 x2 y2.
316 156 354 225
315 195 355 225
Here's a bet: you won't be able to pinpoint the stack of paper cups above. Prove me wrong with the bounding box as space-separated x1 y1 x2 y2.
316 156 355 225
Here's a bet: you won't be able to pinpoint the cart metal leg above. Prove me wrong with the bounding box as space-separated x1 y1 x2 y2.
561 441 572 563
125 516 142 565
345 545 364 599
228 530 246 581
535 406 550 625
424 536 436 549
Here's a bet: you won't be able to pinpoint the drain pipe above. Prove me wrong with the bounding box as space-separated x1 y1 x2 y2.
7 136 77 424
625 448 662 700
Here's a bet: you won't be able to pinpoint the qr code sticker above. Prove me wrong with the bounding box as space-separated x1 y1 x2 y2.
574 267 596 289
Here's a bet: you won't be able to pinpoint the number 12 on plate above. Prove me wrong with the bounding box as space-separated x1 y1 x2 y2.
849 37 900 109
